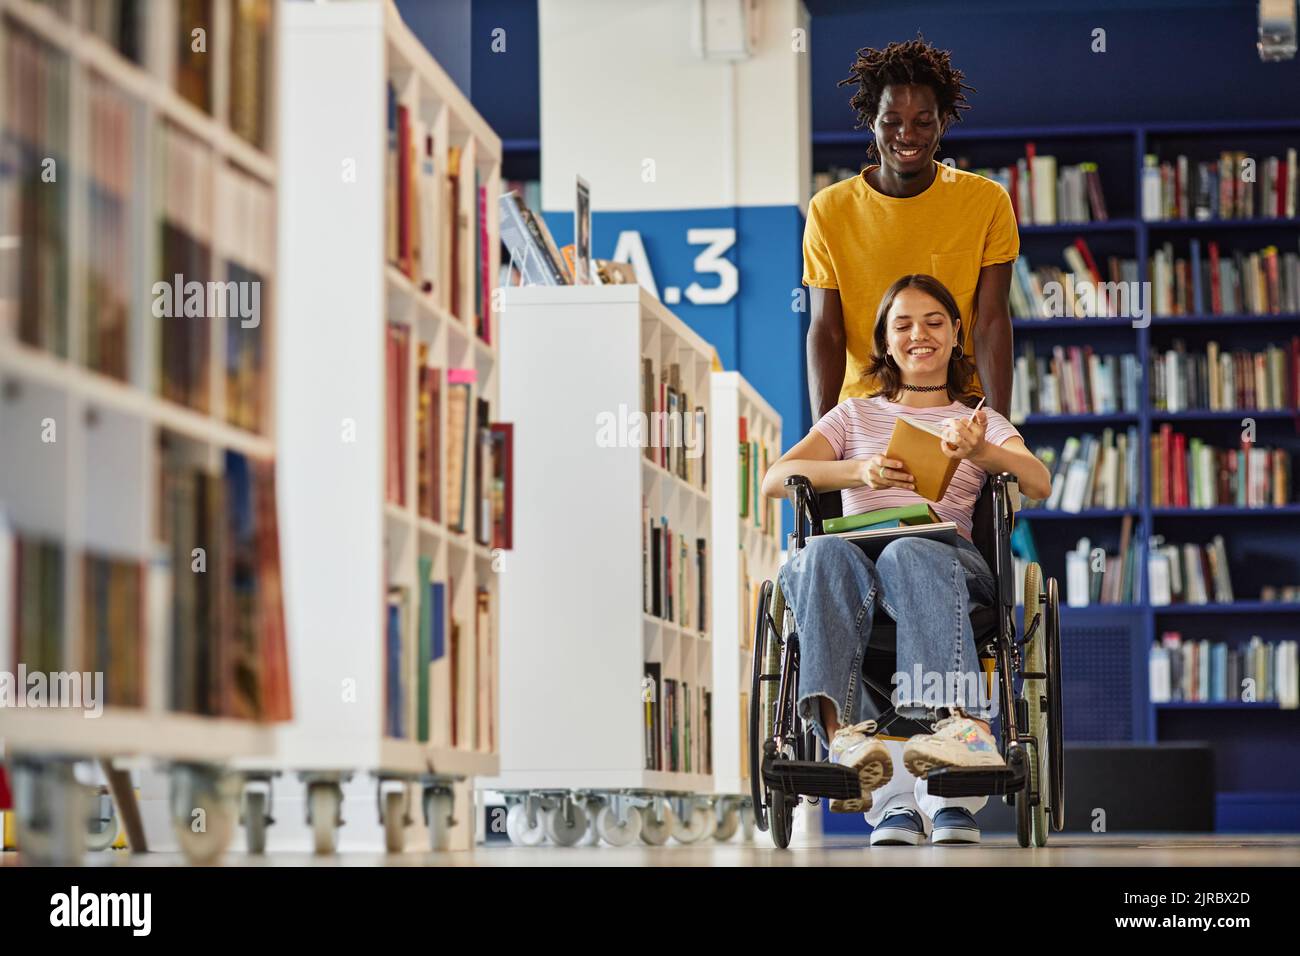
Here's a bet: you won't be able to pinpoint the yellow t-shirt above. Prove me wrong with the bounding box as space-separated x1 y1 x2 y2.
803 162 1019 402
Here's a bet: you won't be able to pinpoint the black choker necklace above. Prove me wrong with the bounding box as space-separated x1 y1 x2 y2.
900 383 947 393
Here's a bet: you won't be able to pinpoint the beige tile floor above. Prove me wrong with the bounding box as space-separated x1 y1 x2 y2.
11 833 1294 867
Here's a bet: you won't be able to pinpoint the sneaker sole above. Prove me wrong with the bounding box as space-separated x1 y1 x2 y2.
903 747 1004 780
931 825 981 845
870 826 925 846
841 746 893 812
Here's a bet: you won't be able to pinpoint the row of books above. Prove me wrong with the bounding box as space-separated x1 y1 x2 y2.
1150 427 1292 510
221 163 275 434
385 333 512 546
1024 427 1141 512
1149 240 1300 317
1141 150 1298 222
5 22 70 358
386 88 493 342
1150 339 1299 413
641 500 709 634
384 563 494 750
157 444 291 720
964 150 1110 225
84 79 133 381
1010 518 1141 607
4 531 148 710
641 356 708 491
1009 243 1138 319
1149 634 1298 708
641 662 712 774
738 417 776 537
1148 535 1233 606
156 124 214 413
1010 344 1141 420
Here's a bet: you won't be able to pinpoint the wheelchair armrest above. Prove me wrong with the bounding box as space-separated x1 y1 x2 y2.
784 475 824 550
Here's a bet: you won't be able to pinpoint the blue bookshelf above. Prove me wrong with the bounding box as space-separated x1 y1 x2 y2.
820 118 1300 831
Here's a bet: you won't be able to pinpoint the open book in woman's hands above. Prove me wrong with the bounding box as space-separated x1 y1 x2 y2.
884 415 962 502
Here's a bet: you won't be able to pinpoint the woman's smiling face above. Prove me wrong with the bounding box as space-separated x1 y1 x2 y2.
886 286 957 379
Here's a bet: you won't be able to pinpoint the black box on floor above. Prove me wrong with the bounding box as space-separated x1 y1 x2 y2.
975 742 1215 833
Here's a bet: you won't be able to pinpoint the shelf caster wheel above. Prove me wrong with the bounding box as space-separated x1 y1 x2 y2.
170 763 236 865
381 789 408 854
639 802 675 846
423 787 455 852
12 757 86 865
594 805 642 847
505 803 546 846
241 790 270 855
307 782 343 855
543 800 588 847
671 802 714 844
713 804 740 842
86 787 119 852
740 803 755 842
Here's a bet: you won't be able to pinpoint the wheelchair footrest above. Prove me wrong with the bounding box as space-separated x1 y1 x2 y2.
923 763 1026 798
763 759 863 801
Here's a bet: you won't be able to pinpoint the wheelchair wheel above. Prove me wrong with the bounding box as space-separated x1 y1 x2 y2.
1020 563 1049 847
1046 577 1066 832
749 580 775 833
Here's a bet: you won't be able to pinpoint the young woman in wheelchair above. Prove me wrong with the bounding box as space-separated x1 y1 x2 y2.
761 273 1051 845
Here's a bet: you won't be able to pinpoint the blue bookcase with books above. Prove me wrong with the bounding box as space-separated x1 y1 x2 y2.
815 118 1300 831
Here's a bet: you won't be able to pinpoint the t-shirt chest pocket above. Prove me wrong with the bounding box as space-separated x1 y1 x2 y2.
929 250 980 301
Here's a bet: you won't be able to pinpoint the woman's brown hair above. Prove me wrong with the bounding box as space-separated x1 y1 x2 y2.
864 273 979 406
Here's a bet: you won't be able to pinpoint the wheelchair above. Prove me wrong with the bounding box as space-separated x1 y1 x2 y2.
749 472 1064 848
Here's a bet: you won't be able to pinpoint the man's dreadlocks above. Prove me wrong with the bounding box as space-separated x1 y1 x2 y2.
838 34 974 159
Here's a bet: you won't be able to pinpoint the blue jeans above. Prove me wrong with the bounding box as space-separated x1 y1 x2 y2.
778 534 997 750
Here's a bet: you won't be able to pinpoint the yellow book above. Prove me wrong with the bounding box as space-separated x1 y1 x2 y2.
884 414 961 502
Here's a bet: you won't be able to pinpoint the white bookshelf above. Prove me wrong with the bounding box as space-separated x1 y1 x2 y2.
267 0 501 854
481 284 717 846
0 0 281 863
708 371 781 827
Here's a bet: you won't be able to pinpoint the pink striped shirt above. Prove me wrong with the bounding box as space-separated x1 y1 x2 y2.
813 396 1020 539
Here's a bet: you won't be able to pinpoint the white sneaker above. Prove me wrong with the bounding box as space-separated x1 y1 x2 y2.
828 720 892 813
903 710 1004 778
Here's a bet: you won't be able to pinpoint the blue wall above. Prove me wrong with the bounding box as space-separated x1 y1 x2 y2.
808 0 1300 137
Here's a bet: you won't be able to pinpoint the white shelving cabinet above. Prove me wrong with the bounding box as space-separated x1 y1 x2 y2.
481 284 719 847
0 0 281 864
264 0 501 854
708 370 781 839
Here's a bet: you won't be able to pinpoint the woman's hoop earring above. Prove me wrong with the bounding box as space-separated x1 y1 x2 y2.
884 353 897 367
951 341 965 360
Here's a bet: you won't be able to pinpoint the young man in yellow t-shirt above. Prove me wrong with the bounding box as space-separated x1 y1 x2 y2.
804 37 1019 420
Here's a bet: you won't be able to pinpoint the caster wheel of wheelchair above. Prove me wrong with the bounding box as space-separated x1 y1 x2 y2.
1009 747 1031 848
767 789 796 850
639 803 675 845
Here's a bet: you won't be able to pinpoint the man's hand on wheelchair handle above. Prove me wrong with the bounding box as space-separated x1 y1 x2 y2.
860 454 915 491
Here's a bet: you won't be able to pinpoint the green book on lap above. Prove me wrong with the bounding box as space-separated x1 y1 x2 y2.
822 503 940 535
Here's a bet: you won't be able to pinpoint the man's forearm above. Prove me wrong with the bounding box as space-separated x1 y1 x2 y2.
975 313 1012 417
808 321 846 421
